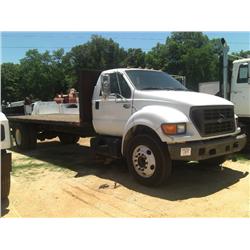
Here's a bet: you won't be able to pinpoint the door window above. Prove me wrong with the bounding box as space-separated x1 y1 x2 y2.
110 73 121 94
101 72 131 98
117 73 131 98
237 64 249 83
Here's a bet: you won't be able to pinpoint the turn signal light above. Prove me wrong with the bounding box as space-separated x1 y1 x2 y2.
161 123 186 135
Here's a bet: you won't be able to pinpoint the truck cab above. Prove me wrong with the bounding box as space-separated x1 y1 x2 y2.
91 68 246 185
1 112 12 200
93 68 241 141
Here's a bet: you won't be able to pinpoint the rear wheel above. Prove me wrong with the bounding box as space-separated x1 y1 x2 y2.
14 124 37 150
126 134 172 186
58 133 80 144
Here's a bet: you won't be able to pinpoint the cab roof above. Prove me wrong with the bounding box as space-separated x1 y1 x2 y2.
101 68 162 74
233 58 250 64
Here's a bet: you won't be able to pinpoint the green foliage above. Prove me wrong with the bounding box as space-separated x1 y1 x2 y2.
1 63 21 102
1 32 249 102
64 35 127 74
18 49 72 101
231 50 250 58
124 48 146 68
146 43 168 70
146 32 219 90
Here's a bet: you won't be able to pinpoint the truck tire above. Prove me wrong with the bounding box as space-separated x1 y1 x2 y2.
199 155 226 167
126 134 172 186
14 124 37 150
58 134 80 144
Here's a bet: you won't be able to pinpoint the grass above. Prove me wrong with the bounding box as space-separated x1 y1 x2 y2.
233 153 250 163
12 157 72 177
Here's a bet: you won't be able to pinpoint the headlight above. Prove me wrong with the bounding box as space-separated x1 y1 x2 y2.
161 123 186 135
235 115 239 128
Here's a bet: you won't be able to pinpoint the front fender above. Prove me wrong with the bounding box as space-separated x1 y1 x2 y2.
121 105 189 153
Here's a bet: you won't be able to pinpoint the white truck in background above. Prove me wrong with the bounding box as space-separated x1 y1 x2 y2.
230 58 250 123
0 112 12 200
7 69 246 186
199 40 250 150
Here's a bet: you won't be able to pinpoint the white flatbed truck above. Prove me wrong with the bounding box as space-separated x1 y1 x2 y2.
7 69 246 186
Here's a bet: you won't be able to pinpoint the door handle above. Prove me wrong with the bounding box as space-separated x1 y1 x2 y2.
115 99 128 104
95 101 99 110
123 103 131 109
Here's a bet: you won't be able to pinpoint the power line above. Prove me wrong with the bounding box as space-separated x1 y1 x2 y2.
0 46 153 50
2 34 167 41
2 34 249 43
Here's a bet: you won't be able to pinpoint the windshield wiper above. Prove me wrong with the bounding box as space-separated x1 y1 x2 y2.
171 88 188 91
141 87 165 90
141 87 188 91
158 87 186 90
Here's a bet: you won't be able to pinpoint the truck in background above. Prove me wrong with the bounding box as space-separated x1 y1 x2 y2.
199 39 250 150
6 68 246 186
1 112 12 200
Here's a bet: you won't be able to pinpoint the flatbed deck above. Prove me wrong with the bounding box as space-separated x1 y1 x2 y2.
8 114 81 127
8 114 95 136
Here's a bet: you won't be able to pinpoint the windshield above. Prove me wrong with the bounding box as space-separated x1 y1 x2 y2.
125 70 187 91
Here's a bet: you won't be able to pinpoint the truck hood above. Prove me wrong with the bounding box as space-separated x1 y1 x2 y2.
135 90 233 107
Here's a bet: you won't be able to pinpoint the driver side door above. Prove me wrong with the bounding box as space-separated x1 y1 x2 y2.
96 72 133 136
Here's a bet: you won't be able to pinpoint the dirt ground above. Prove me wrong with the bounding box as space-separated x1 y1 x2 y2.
1 138 250 217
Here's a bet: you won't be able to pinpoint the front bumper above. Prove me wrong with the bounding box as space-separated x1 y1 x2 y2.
168 134 246 161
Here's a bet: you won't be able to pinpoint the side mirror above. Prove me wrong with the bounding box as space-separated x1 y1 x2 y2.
101 74 111 97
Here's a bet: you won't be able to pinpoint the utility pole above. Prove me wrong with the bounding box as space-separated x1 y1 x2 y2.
221 38 230 100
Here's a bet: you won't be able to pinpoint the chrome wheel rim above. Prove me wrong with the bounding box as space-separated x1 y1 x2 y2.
132 145 156 178
15 129 22 146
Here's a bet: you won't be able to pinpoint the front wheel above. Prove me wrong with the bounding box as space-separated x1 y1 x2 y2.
126 134 172 186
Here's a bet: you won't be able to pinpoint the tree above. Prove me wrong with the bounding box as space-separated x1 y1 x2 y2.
123 48 146 68
2 32 249 103
146 32 219 90
145 43 168 70
1 63 21 102
231 50 250 59
18 49 72 101
64 35 127 78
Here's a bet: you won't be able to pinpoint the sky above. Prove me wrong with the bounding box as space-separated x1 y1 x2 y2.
1 31 249 63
